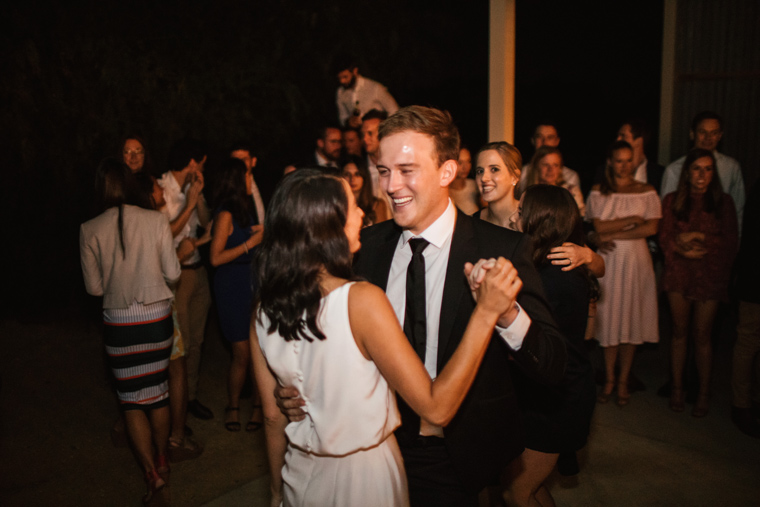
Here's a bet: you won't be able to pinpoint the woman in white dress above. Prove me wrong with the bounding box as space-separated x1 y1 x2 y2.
250 169 519 507
586 140 661 406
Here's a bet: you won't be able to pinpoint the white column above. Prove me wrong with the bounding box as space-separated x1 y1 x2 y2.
658 0 678 166
489 0 516 143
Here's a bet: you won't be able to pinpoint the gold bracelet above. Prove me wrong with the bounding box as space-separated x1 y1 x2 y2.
243 243 249 254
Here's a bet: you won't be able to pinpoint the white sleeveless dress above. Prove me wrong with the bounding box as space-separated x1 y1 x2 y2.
257 282 408 507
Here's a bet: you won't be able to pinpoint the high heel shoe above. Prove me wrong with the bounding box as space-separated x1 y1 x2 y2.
616 384 630 407
669 387 685 412
597 381 615 404
142 468 168 506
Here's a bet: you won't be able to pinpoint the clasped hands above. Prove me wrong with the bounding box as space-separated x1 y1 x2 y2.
676 231 707 259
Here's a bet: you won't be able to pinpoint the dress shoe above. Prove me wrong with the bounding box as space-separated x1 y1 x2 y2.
187 399 214 420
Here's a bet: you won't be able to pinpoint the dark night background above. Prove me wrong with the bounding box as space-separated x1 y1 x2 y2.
1 1 665 320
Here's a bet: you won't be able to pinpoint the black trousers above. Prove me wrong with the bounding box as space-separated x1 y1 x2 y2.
398 435 479 507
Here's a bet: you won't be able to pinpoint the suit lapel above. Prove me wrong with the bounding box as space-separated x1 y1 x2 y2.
364 224 401 292
437 211 477 370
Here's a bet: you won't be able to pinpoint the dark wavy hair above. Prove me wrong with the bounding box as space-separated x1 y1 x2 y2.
213 157 254 227
671 148 724 222
521 184 599 299
94 157 152 259
342 154 376 226
256 169 354 342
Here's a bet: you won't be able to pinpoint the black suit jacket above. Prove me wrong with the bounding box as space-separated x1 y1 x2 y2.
353 210 567 491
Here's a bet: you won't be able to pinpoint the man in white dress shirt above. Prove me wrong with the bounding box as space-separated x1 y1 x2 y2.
276 106 566 506
159 139 213 421
334 54 398 128
661 111 745 229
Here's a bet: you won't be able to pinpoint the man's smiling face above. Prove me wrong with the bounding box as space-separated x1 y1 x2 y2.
377 131 454 235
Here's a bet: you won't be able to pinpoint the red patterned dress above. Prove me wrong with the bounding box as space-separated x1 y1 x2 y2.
660 192 738 301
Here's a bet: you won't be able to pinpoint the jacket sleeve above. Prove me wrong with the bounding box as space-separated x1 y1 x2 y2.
507 232 567 385
159 215 181 286
80 224 104 296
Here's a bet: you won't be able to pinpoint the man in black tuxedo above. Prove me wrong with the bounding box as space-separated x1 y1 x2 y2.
278 106 566 506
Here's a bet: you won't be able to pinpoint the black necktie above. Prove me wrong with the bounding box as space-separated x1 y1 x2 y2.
403 238 430 362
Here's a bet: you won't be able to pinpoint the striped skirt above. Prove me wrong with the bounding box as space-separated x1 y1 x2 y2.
103 299 174 410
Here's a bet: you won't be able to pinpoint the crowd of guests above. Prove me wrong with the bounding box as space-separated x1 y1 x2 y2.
80 61 757 507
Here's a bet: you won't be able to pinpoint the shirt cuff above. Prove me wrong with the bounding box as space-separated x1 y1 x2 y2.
495 303 531 351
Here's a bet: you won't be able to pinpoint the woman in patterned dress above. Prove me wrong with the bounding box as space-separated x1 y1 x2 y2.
660 149 738 416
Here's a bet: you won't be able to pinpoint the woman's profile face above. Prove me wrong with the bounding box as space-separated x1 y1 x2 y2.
123 139 145 172
538 153 562 186
688 156 714 194
342 180 364 253
475 149 518 204
342 163 364 198
512 195 525 232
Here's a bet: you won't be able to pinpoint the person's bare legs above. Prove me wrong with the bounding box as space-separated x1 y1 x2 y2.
124 409 156 473
692 300 719 415
617 344 636 402
149 405 170 460
226 341 249 427
124 407 167 502
501 448 559 507
602 345 618 398
248 351 264 428
168 357 188 443
668 292 691 408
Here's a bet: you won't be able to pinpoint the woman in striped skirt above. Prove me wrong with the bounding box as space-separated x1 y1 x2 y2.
80 158 181 505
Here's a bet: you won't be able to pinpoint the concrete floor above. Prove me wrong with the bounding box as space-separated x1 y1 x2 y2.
2 300 759 506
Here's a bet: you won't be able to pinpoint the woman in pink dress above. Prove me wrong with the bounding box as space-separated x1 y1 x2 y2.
660 148 738 416
587 140 661 406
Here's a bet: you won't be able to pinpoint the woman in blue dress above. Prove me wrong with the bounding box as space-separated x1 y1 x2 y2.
210 157 264 432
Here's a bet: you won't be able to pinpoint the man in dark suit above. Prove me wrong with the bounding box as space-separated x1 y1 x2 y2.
278 106 566 506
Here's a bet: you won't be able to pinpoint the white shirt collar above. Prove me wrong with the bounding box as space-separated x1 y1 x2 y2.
315 150 337 168
401 199 456 250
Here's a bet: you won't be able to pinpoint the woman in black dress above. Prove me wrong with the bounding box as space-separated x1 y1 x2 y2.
501 184 598 506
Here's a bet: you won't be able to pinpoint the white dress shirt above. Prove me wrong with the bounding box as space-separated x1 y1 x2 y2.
336 76 399 126
158 171 201 265
250 175 265 225
633 157 649 184
385 201 530 435
385 200 530 379
315 150 338 168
